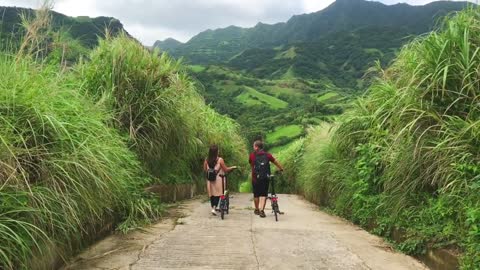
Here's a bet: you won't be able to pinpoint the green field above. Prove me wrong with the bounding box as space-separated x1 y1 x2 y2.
266 125 303 143
275 46 297 59
264 84 302 96
317 92 340 102
189 65 206 73
269 141 295 154
235 86 288 109
281 66 296 80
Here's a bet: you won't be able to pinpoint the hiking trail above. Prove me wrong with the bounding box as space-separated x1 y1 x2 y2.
63 193 427 270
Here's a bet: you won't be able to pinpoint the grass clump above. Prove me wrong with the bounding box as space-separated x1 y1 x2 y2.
0 8 247 269
282 8 480 268
0 54 161 269
266 125 303 145
78 34 247 186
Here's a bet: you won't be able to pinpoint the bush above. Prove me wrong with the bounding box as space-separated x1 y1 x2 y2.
281 8 480 268
0 24 248 270
0 55 160 269
78 34 247 185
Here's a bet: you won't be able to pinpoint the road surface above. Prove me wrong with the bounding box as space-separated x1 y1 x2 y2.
64 193 427 270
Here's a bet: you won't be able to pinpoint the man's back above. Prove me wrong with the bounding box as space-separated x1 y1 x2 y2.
249 150 275 182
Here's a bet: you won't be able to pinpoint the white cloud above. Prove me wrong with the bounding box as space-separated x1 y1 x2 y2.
55 0 101 17
0 0 477 45
125 24 192 45
302 0 335 13
0 0 39 8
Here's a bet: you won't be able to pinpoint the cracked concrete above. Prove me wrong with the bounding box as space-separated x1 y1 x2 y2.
63 194 427 270
249 212 260 270
61 203 194 270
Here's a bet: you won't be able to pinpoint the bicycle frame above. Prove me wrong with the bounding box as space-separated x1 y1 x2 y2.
268 174 281 221
218 173 229 220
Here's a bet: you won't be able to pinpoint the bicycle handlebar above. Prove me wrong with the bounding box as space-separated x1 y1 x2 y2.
269 171 283 178
219 166 239 177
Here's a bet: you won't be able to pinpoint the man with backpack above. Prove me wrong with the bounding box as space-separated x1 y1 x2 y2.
249 140 284 218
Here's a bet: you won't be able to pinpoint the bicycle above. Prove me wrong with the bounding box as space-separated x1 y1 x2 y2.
268 174 284 222
218 171 231 220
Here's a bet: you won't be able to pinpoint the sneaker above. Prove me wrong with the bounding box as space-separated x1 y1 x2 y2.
259 210 266 218
211 209 217 216
254 209 260 215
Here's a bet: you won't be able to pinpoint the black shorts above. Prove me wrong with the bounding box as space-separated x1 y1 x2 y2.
253 178 270 197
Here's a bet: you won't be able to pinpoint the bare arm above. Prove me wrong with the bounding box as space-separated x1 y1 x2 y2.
203 159 208 172
273 160 284 172
219 158 236 173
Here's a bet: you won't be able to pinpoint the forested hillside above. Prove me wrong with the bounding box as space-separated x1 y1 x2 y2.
154 0 471 151
0 6 126 48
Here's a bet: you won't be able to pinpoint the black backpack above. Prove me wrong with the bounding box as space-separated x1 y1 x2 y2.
254 153 270 180
206 159 218 181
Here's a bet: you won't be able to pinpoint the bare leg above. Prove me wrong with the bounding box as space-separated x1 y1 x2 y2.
254 197 259 210
259 196 267 210
207 181 215 212
206 181 211 198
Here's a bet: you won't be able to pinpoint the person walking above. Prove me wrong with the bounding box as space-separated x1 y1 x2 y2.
249 140 284 218
204 145 237 215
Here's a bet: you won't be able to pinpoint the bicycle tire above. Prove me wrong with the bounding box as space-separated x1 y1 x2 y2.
274 203 279 221
226 196 229 214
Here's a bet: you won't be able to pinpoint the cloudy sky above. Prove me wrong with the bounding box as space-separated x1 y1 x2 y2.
0 0 476 45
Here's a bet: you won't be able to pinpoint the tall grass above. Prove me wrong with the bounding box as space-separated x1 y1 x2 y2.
0 7 247 269
282 8 480 268
78 34 247 186
0 55 161 269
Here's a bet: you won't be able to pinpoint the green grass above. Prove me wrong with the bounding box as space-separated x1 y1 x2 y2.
189 64 206 73
280 8 480 268
0 29 248 269
317 92 339 102
235 86 288 109
266 125 303 144
239 180 253 193
0 54 162 270
264 84 302 96
281 66 296 80
275 46 297 59
269 141 296 154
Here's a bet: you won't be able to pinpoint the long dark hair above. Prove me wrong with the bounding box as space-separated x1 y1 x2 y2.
207 145 219 167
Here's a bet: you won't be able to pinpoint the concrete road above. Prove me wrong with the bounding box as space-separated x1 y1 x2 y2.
65 193 427 270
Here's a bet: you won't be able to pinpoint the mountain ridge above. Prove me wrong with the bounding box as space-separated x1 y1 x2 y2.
0 6 129 48
154 0 471 66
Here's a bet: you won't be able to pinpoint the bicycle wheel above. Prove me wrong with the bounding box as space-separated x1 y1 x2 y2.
274 203 279 221
220 199 225 219
226 196 229 214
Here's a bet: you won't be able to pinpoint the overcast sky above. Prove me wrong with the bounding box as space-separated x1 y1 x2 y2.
0 0 476 45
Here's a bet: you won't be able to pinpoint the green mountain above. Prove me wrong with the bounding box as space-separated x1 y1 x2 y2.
155 0 470 65
0 6 128 48
154 0 472 150
153 38 183 51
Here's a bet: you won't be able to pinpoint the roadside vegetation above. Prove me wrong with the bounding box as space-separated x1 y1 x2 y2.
0 7 246 269
279 8 480 268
